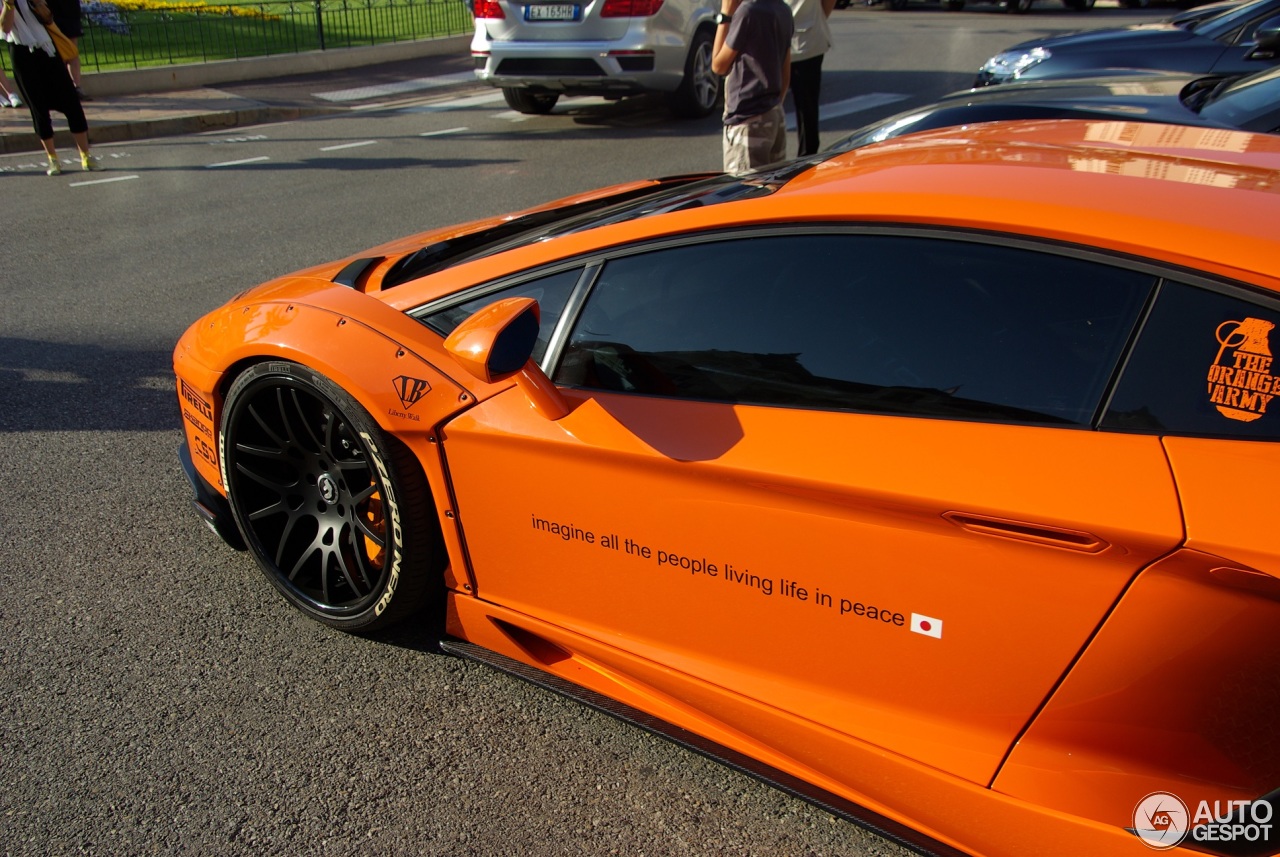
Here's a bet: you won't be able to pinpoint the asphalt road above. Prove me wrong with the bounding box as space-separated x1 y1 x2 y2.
0 5 1169 855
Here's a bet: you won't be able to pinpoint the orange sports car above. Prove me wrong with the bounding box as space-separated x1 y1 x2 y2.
174 119 1280 857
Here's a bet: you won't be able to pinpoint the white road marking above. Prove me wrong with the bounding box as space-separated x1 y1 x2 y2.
787 93 910 130
420 127 469 137
69 174 139 187
319 140 378 152
207 134 270 145
397 92 507 113
315 72 476 102
206 156 270 168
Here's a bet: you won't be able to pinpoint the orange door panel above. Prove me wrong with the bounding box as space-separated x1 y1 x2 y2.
441 388 1185 784
994 437 1280 833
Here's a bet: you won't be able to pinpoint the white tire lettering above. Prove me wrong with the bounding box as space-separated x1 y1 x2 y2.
361 431 403 616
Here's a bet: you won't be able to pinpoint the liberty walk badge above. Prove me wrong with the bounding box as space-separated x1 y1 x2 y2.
393 375 431 411
1206 318 1277 422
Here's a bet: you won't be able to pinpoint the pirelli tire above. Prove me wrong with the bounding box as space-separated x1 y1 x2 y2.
220 361 439 633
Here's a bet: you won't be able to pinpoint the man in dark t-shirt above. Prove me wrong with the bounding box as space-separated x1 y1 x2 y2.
711 0 793 173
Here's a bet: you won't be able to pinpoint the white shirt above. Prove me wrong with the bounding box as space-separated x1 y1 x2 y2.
787 0 831 62
2 0 56 56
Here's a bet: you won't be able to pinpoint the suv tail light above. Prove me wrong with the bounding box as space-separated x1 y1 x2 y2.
474 0 505 18
601 0 664 16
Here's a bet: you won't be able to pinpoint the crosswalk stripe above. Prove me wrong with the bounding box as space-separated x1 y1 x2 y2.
398 92 508 113
314 72 476 102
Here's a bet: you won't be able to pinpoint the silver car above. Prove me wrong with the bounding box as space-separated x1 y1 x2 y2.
470 0 722 118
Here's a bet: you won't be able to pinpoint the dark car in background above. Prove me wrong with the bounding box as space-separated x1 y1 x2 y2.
832 65 1280 150
976 0 1280 85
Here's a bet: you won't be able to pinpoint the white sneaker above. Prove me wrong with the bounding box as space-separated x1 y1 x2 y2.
80 153 102 171
46 158 63 176
9 93 21 108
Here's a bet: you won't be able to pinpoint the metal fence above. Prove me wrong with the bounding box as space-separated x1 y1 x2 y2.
75 0 473 73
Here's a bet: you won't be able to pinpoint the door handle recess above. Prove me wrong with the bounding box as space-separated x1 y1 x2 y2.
942 511 1109 554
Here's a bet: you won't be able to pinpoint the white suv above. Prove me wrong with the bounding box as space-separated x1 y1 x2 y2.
470 0 722 118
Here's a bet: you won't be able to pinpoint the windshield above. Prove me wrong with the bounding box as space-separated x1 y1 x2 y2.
1193 0 1280 40
1200 66 1280 127
1174 0 1242 30
381 158 823 288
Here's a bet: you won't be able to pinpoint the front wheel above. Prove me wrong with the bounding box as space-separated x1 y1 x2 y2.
221 362 439 632
666 28 721 119
1006 0 1033 11
502 87 560 115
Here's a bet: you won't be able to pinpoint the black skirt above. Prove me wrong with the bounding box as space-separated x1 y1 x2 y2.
8 42 86 138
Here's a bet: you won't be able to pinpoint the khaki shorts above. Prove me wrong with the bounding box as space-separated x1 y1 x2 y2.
723 104 787 174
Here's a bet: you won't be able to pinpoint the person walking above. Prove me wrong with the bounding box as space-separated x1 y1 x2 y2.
786 0 834 156
0 0 100 174
711 0 793 174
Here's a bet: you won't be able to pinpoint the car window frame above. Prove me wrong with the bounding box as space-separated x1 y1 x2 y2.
545 225 1169 429
411 223 1280 437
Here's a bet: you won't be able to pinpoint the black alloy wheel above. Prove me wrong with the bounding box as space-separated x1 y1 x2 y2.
221 362 437 632
667 28 722 118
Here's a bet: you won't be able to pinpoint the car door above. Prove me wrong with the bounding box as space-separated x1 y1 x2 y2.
438 228 1187 786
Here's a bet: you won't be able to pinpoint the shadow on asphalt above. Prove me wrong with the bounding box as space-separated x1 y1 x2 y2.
0 337 177 433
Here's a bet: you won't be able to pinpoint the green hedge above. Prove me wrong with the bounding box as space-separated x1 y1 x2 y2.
74 0 473 71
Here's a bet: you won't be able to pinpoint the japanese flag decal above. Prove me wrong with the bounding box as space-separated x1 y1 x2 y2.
910 613 943 639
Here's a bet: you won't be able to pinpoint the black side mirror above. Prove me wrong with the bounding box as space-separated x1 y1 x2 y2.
1249 15 1280 59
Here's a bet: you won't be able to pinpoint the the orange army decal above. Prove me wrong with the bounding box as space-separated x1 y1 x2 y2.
1208 318 1277 423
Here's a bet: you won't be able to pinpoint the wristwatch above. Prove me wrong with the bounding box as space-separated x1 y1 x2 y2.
713 11 731 24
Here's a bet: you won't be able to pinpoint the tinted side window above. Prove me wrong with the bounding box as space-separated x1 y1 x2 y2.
1103 281 1280 439
419 268 582 363
554 235 1151 425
